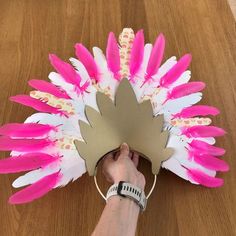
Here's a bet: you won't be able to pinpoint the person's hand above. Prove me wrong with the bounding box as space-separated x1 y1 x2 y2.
102 143 145 190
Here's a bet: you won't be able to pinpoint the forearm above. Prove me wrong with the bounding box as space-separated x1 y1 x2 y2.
92 196 140 236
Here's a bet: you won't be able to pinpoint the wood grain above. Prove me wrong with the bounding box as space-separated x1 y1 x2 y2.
0 0 235 235
228 0 236 19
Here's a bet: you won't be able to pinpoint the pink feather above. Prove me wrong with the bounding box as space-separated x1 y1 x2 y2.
0 123 57 138
159 54 192 88
9 172 61 204
80 80 90 92
163 82 205 104
189 152 229 172
10 95 68 116
75 43 99 82
145 33 165 81
49 54 83 88
28 79 71 99
182 125 226 138
0 136 54 152
129 30 144 79
187 168 223 187
106 32 121 80
0 153 59 173
172 105 220 118
189 140 225 156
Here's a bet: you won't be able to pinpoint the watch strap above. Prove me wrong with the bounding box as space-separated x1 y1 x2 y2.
106 181 147 211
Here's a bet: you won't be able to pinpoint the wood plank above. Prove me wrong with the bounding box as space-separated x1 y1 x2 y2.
0 0 235 235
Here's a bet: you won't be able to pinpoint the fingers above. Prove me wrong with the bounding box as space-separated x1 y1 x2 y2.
132 152 139 167
119 143 129 157
118 144 139 168
102 153 114 182
114 151 120 160
102 153 114 171
128 152 132 158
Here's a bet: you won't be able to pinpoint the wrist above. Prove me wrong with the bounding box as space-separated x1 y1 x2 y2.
106 181 147 211
106 195 140 213
114 175 145 190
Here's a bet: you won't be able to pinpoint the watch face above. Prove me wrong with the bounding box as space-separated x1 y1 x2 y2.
117 181 127 197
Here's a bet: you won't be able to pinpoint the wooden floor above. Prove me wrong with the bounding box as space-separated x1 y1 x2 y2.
0 0 236 235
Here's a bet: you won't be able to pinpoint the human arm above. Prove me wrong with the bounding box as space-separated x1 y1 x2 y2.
92 143 145 236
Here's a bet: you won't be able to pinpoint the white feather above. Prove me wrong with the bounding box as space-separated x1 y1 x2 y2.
48 72 79 101
159 92 203 117
24 112 82 138
195 137 216 145
69 58 91 85
12 149 86 188
141 43 153 71
167 135 216 176
170 70 191 88
56 150 86 187
152 56 177 82
131 44 153 101
82 86 99 111
12 164 60 188
92 47 107 71
92 47 119 101
162 157 198 184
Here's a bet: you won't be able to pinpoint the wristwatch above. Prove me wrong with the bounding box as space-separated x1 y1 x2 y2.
106 181 147 211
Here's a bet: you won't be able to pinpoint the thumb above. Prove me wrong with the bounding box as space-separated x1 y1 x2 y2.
120 143 129 157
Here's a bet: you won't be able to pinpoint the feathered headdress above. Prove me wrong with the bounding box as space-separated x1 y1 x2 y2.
0 28 228 204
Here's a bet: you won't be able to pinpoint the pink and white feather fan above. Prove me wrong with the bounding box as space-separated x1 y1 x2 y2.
0 28 228 204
